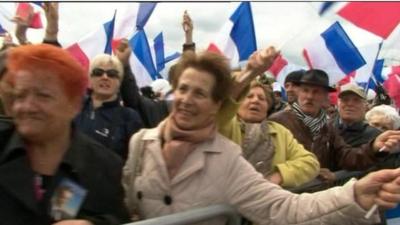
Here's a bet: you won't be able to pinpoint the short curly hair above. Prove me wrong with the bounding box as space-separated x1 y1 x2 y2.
171 51 232 103
366 104 400 130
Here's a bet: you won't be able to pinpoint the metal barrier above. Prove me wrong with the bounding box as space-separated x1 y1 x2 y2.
124 204 241 225
123 170 367 225
289 170 366 193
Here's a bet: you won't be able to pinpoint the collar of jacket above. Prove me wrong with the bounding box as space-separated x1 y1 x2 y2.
142 120 221 153
85 93 122 109
0 124 86 175
337 118 368 132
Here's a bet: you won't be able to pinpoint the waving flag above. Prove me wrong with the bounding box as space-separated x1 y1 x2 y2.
66 3 156 72
268 54 305 87
338 2 400 39
383 73 400 108
103 11 116 54
153 32 166 72
352 42 382 85
129 30 158 87
66 12 116 71
207 2 257 67
372 59 386 83
303 21 366 85
152 32 180 74
14 3 43 29
318 2 337 15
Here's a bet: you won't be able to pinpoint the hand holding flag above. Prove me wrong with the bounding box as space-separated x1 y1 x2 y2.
242 46 279 80
230 46 278 100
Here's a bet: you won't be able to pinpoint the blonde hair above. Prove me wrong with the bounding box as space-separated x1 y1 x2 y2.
89 54 124 79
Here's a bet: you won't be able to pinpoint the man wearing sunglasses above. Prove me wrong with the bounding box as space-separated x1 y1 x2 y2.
74 54 143 161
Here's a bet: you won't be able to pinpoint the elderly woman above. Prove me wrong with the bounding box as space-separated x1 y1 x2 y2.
74 53 143 160
366 104 400 131
123 49 400 225
217 80 319 188
0 44 129 224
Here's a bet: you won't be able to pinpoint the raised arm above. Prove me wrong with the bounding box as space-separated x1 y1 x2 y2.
230 47 278 101
43 2 61 46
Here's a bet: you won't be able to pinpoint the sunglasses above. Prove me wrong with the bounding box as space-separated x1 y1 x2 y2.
91 68 120 79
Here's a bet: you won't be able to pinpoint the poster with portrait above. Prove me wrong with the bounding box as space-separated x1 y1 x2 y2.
50 178 87 221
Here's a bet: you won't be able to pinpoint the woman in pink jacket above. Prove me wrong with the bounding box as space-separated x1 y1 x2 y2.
123 48 400 225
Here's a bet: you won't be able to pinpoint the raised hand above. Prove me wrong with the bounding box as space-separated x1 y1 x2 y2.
44 2 59 37
230 47 278 100
182 10 193 44
354 168 400 211
115 39 131 66
372 130 400 153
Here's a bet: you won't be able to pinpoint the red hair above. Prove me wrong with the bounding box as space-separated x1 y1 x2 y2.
5 44 88 104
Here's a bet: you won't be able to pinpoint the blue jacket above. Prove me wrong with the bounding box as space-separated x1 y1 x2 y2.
74 96 143 160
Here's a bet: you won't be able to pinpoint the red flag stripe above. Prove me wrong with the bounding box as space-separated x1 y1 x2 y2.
338 2 400 39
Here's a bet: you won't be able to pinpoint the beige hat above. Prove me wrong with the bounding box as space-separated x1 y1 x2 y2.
339 83 366 99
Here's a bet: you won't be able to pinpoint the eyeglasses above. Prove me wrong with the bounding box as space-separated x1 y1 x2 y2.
91 68 120 79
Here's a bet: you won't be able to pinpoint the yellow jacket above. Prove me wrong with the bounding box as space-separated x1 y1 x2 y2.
217 98 320 188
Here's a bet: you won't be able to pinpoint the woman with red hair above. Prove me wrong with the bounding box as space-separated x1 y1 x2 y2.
0 44 129 225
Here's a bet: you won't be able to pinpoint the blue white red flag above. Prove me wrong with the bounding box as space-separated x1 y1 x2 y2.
207 2 257 67
66 3 156 72
303 21 366 85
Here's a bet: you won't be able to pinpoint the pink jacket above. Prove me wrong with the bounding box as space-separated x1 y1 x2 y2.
123 123 379 225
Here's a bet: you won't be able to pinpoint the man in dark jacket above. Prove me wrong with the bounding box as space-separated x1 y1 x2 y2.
269 69 399 182
333 83 381 147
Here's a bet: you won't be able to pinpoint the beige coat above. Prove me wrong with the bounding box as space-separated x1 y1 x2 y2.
123 123 379 225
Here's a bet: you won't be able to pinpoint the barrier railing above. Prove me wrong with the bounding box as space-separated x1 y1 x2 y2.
289 170 366 193
123 170 368 225
124 204 241 225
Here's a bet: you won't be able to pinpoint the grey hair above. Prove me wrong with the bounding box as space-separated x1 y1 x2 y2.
89 54 124 79
365 105 400 130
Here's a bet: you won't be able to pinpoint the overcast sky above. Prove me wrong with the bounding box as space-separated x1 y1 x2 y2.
1 2 399 66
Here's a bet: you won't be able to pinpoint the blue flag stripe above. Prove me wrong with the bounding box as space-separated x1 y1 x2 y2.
136 3 157 30
229 2 257 61
153 32 165 72
164 52 181 64
103 11 116 54
386 204 400 219
321 22 366 74
0 23 6 35
319 2 336 15
130 30 158 80
372 59 385 83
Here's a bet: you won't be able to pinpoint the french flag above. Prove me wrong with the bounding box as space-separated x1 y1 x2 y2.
207 2 257 67
268 54 305 87
338 2 400 39
128 29 159 87
66 3 156 72
152 32 180 75
303 21 366 85
14 3 43 29
66 11 116 71
374 61 400 108
354 42 382 84
383 72 400 109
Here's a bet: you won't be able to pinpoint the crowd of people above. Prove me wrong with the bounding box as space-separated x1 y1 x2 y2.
1 3 400 225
